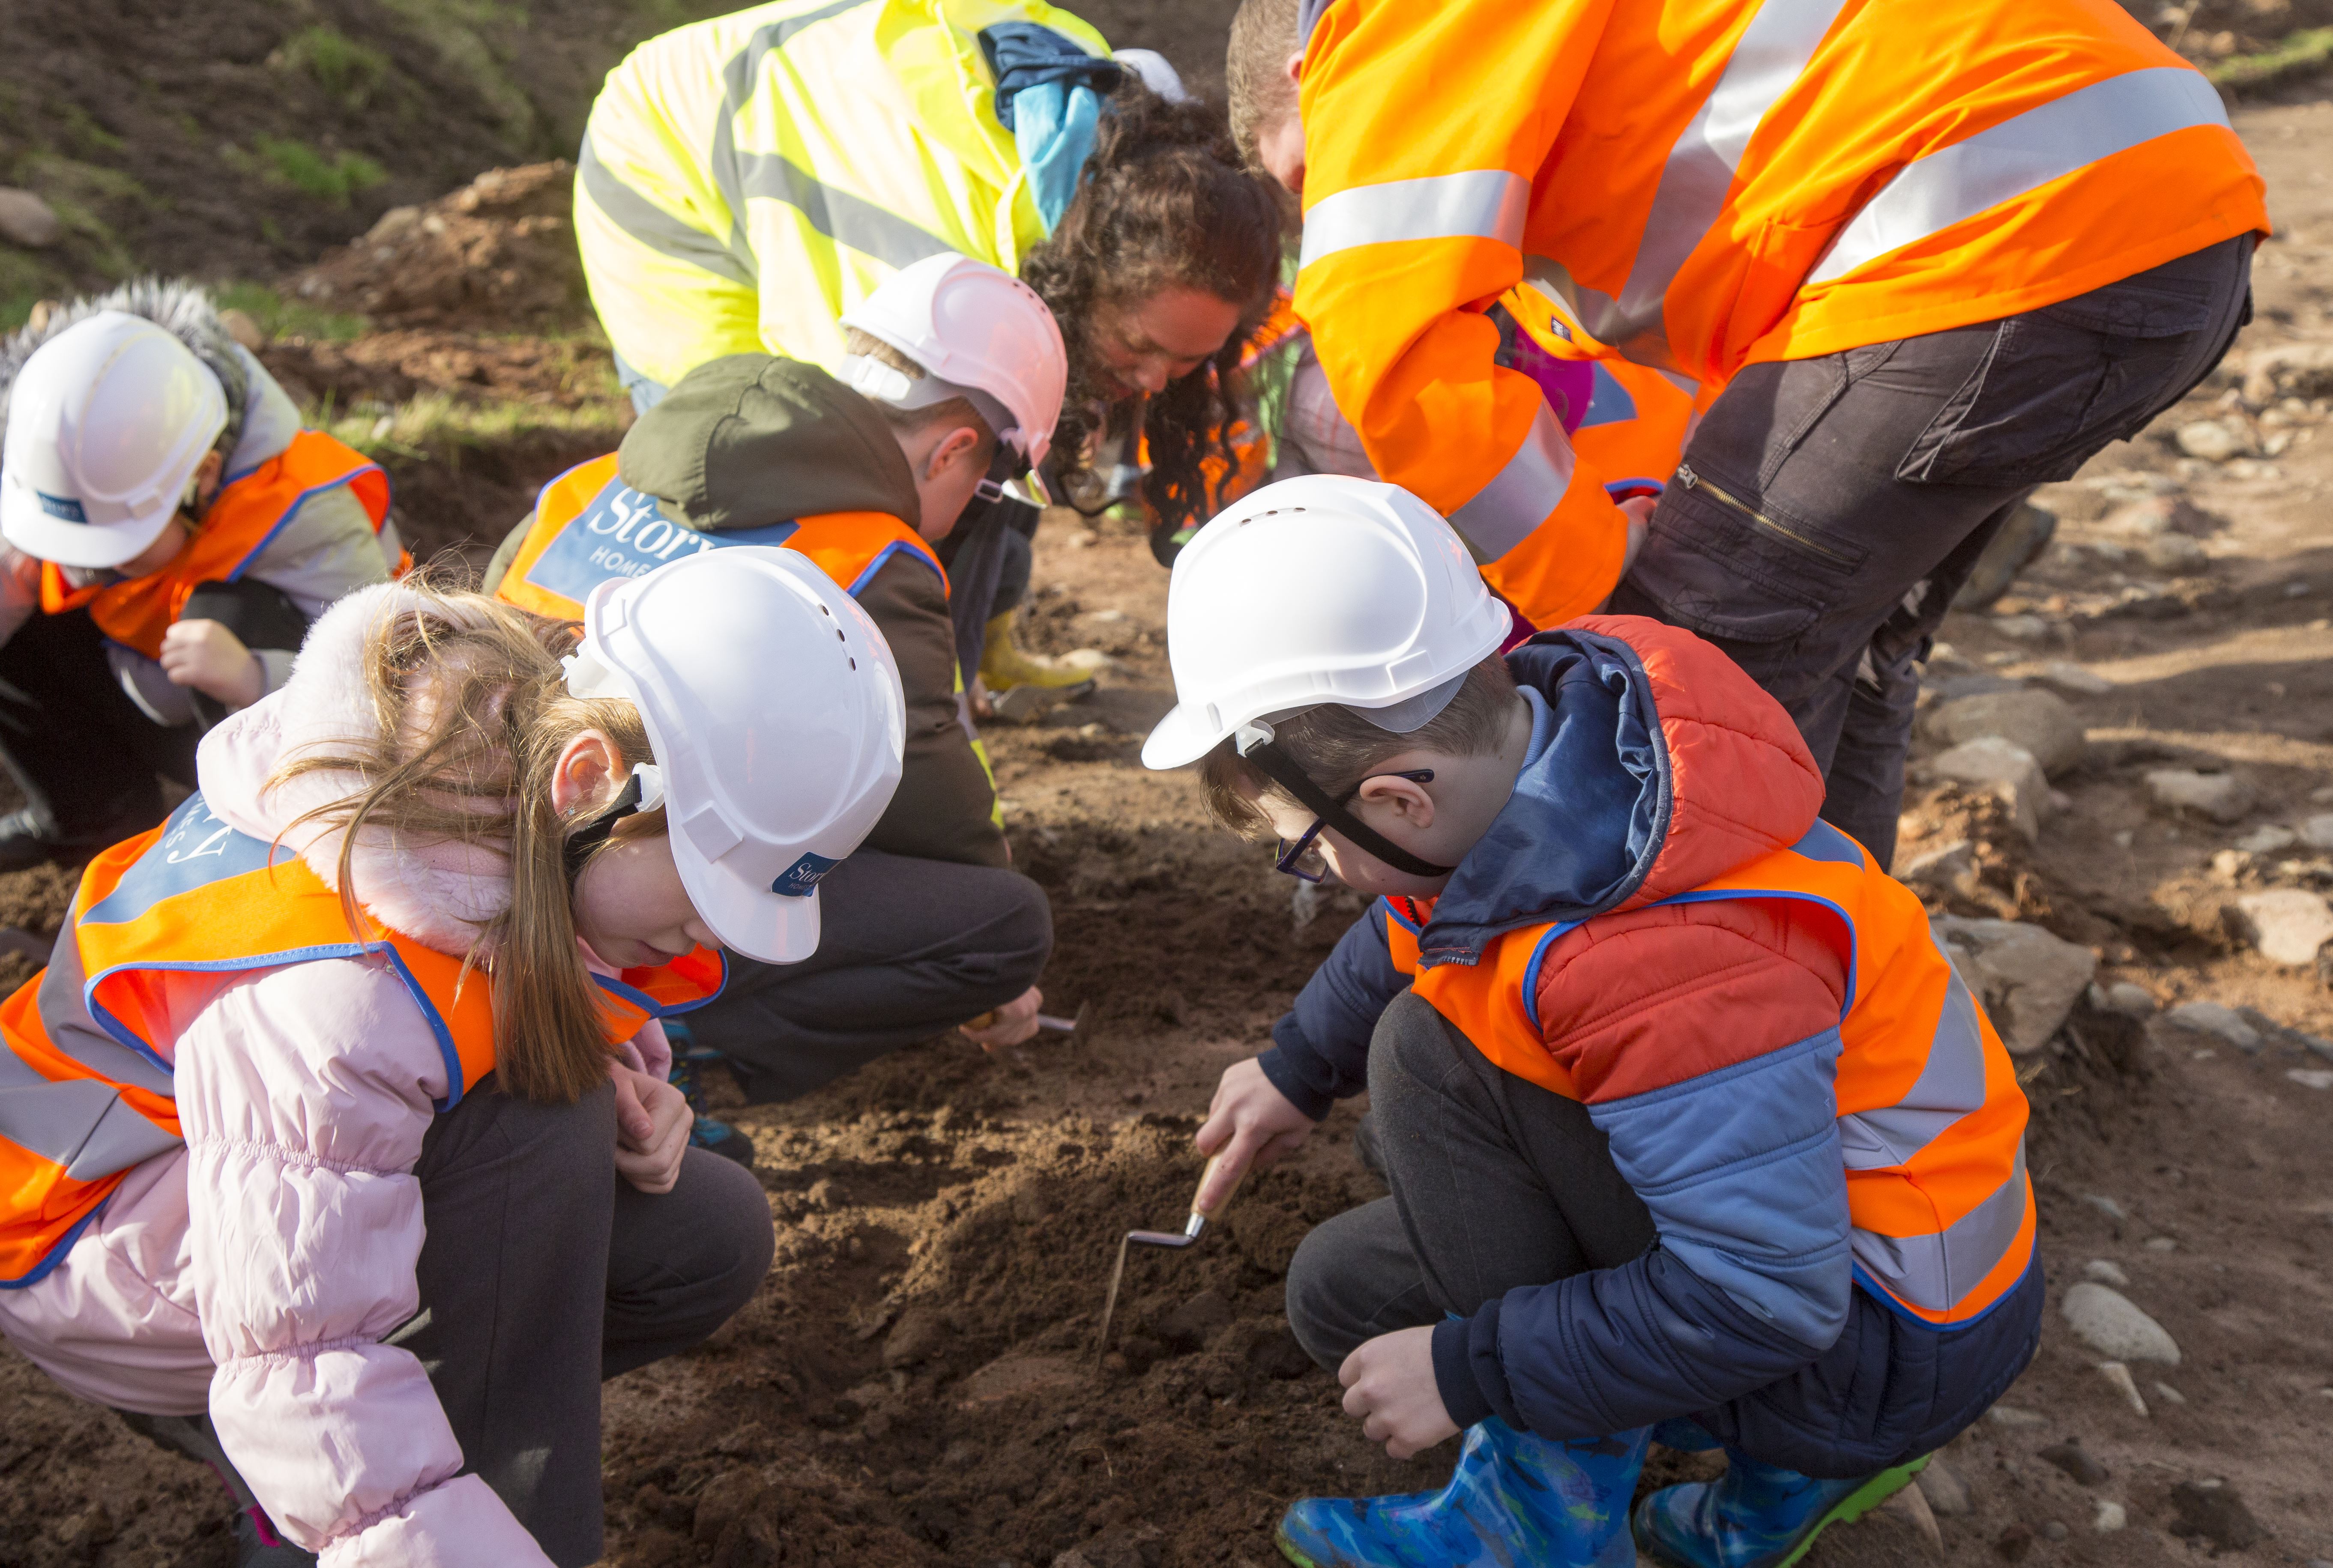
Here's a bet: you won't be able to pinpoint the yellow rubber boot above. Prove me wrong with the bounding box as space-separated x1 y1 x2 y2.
978 610 1095 723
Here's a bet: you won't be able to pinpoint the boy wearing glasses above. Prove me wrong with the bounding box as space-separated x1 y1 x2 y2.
1142 475 2040 1568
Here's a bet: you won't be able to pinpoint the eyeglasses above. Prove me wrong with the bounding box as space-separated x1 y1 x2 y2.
1273 770 1435 883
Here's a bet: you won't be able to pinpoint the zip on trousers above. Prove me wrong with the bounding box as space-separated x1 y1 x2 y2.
1675 462 1855 566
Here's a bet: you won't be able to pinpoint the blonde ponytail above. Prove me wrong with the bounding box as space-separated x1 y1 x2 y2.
273 575 662 1104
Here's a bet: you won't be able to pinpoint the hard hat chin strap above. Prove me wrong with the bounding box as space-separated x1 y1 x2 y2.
1235 726 1454 879
560 765 667 886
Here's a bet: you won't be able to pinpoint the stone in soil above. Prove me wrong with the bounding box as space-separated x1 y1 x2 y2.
1953 500 2059 609
2093 1500 2127 1532
2301 812 2333 850
1922 689 2086 776
2288 1069 2333 1090
0 186 62 248
2145 768 2254 823
2235 824 2298 854
2231 889 2333 966
1931 738 2052 839
2098 1361 2151 1416
2037 1441 2109 1484
1916 1457 1972 1516
1932 916 2097 1056
2175 419 2257 461
2140 532 2210 573
2163 1000 2264 1050
882 1305 951 1369
2168 1480 2266 1550
1898 838 1976 889
2029 660 2115 698
2099 980 2157 1017
2083 1259 2131 1285
2059 1282 2181 1365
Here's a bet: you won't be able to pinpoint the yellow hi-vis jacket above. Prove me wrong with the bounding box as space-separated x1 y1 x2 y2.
577 0 1110 390
1292 0 2270 628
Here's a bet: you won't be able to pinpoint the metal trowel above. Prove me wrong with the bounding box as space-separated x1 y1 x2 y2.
1094 1152 1245 1363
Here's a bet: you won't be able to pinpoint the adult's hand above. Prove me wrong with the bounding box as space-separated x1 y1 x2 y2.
1192 1057 1315 1212
159 619 265 709
610 1062 692 1195
960 986 1042 1051
1619 494 1657 575
1341 1324 1461 1459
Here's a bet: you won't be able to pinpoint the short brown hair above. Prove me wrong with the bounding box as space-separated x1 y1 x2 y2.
1196 655 1520 839
842 327 996 454
1227 0 1304 167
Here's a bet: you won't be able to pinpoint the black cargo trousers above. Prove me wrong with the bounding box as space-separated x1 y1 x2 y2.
1609 234 2255 869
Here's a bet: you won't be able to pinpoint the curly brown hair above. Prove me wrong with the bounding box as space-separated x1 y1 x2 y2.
1022 83 1285 539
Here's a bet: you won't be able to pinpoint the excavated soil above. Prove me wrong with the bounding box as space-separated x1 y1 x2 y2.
7 36 2333 1568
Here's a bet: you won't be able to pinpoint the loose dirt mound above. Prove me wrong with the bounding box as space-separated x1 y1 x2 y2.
291 162 589 333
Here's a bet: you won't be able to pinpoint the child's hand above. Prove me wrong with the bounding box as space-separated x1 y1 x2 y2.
1193 1057 1315 1212
960 986 1043 1051
610 1062 692 1195
1341 1325 1460 1459
159 618 264 709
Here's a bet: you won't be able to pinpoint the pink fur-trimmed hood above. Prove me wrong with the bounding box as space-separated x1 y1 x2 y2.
195 582 514 958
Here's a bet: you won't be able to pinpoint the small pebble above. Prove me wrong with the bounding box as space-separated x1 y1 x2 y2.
2288 1069 2333 1090
2083 1194 2129 1223
2083 1259 2131 1286
2039 1441 2110 1484
2094 1500 2128 1533
2099 1360 2151 1417
1988 1403 2048 1428
2192 1048 2216 1060
2145 1236 2178 1252
2041 1520 2069 1542
2154 1381 2188 1406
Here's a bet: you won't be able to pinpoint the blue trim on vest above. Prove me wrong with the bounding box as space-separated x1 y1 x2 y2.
0 1200 108 1290
225 463 390 582
1518 919 1584 1035
1852 1245 2039 1330
841 536 945 597
1379 894 1424 937
379 947 469 1111
1789 819 1868 867
1603 477 1666 500
590 951 730 1020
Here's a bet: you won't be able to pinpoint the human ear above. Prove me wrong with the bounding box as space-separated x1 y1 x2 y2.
925 425 983 481
549 729 624 815
1355 774 1436 828
1283 50 1304 90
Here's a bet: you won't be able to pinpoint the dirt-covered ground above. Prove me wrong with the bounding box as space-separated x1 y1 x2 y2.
5 14 2333 1568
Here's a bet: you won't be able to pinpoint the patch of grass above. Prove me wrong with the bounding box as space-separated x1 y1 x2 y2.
320 390 627 465
0 251 69 333
2209 27 2333 90
212 282 368 343
380 0 538 144
54 102 126 157
270 24 393 110
234 137 389 207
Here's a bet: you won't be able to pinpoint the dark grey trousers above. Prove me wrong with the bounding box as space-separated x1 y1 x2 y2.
683 846 1054 1103
1610 235 2255 868
395 1078 775 1566
1286 993 1655 1369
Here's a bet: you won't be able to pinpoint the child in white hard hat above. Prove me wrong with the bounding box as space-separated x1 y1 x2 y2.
1146 475 2041 1568
481 254 1065 1154
0 550 904 1567
0 282 403 869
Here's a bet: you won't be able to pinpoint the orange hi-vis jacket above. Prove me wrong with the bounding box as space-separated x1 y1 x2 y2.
39 430 395 660
496 453 945 621
0 792 724 1289
1383 818 2034 1329
1292 0 2270 627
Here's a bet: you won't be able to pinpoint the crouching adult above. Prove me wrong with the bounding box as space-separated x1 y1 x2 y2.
0 283 403 867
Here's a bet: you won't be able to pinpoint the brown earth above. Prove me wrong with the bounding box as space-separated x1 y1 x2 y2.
7 29 2333 1568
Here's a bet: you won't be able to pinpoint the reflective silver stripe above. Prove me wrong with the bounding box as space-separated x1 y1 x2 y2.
710 0 881 264
733 152 956 271
65 1096 181 1181
1448 398 1574 560
1300 170 1529 268
36 931 177 1099
1582 0 1854 359
1851 1142 2030 1315
1810 67 2229 285
1837 953 1988 1171
0 1075 123 1167
578 132 756 289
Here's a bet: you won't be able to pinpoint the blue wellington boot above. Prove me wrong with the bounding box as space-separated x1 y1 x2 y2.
1276 1419 1649 1568
664 1025 755 1167
1634 1446 1929 1568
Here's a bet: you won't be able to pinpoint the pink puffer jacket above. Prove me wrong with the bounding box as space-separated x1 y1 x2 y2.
0 584 667 1565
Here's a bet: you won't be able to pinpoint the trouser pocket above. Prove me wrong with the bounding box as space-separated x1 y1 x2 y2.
1623 457 1868 648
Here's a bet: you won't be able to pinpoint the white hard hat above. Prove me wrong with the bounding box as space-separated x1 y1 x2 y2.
0 310 228 570
562 547 906 965
839 254 1067 470
1142 476 1511 770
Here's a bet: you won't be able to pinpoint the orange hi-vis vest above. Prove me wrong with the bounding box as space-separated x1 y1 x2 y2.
39 430 395 661
1293 0 2269 627
0 791 724 1289
497 453 945 621
1382 818 2035 1328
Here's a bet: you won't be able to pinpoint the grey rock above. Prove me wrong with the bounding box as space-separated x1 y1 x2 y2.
1993 612 2056 640
2040 1520 2071 1542
2101 494 2221 538
2103 981 2157 1017
2163 1000 2262 1050
1933 917 2099 1056
2099 1360 2151 1416
1923 689 2086 777
2238 340 2333 403
2154 1380 2188 1406
2083 1194 2130 1224
2083 1259 2131 1286
2038 1442 2109 1484
1932 738 2052 840
2144 769 2253 824
2234 824 2297 854
2232 889 2333 966
0 187 61 249
2030 660 2115 698
2059 1282 2180 1365
2287 1069 2333 1090
1898 839 1976 889
2140 532 2210 573
1954 501 2059 609
1917 1458 1972 1516
2175 419 2255 461
2145 1236 2180 1252
2300 813 2333 850
1923 672 2025 703
2094 1500 2129 1533
2168 1480 2264 1551
1986 1403 2047 1427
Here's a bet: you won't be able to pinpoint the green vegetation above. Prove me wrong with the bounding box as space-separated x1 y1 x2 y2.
271 25 393 110
54 102 126 157
0 252 69 333
380 0 538 145
2208 27 2333 90
230 137 389 207
212 282 368 343
321 391 627 466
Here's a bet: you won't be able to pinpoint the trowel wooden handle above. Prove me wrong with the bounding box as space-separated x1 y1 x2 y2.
1194 1152 1246 1220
